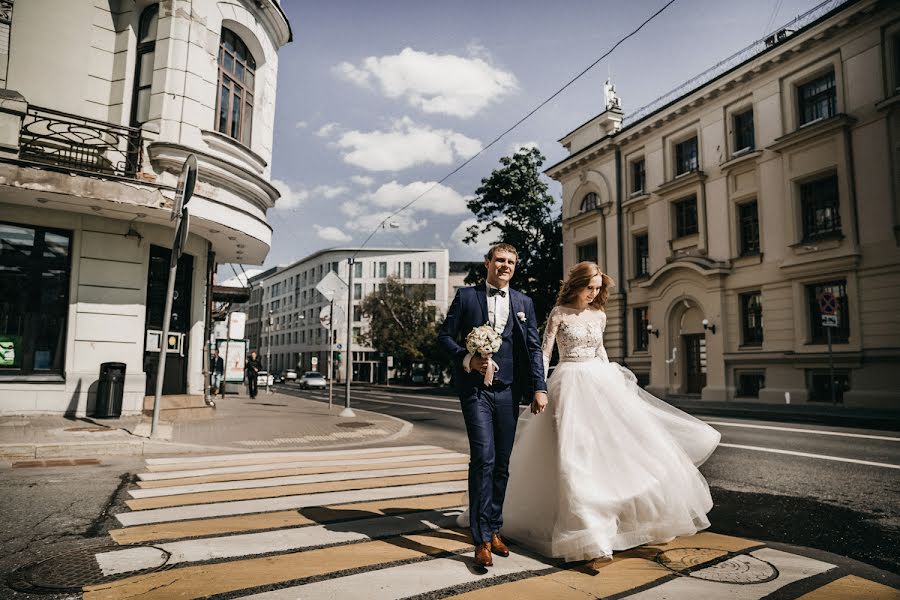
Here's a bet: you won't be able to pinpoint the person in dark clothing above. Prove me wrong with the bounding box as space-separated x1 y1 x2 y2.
245 351 262 399
211 349 225 397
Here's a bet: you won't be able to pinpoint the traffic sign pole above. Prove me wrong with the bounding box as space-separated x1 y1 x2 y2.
328 300 334 410
341 258 355 417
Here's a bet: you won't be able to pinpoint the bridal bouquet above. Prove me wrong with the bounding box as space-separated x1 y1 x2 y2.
466 324 502 385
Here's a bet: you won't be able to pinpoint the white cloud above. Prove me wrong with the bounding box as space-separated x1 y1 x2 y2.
314 225 352 242
295 120 308 129
272 179 309 210
314 184 348 199
452 217 502 257
219 267 263 288
316 122 339 138
334 117 482 172
509 141 539 155
351 175 375 187
340 203 428 234
334 47 518 118
367 180 469 215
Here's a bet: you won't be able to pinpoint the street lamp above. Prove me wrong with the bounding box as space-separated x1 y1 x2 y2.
265 309 273 394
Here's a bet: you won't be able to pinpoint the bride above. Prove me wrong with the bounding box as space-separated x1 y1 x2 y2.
500 261 721 562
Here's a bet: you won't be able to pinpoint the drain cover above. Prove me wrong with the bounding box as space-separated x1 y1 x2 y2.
8 544 170 593
655 547 778 584
336 421 374 429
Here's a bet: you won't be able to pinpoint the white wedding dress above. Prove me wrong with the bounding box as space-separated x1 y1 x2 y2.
501 305 721 562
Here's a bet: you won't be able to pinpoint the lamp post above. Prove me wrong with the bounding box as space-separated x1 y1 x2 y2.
265 309 273 394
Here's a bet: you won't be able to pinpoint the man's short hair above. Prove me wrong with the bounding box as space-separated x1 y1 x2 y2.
485 243 519 261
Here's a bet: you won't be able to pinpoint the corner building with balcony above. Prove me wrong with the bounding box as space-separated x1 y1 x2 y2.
547 0 900 408
0 0 291 414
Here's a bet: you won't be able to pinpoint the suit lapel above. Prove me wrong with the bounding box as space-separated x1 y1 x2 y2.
476 285 489 326
509 290 522 334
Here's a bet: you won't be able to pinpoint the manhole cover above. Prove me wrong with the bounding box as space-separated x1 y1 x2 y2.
336 421 374 429
655 547 778 584
8 544 171 593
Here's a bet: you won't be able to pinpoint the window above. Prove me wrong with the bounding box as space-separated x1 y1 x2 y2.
131 4 158 126
353 283 362 300
738 201 760 256
216 28 256 145
806 280 849 343
675 137 698 176
331 261 339 273
633 307 649 352
674 196 698 238
403 262 412 278
378 262 387 278
733 109 755 153
807 369 849 403
354 262 362 278
894 33 900 93
736 372 765 398
798 71 836 126
634 234 649 277
428 262 437 279
580 192 598 213
576 240 598 263
353 305 361 322
801 174 840 241
740 291 763 346
352 327 362 343
631 159 646 195
0 223 72 375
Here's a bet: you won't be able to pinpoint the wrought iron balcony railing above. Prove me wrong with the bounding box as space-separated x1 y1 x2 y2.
19 106 142 178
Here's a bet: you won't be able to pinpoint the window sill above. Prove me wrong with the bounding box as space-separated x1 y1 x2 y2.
875 93 900 112
670 233 699 252
720 149 762 172
789 234 844 253
738 343 763 350
655 170 706 197
0 373 66 383
732 252 763 268
623 192 651 209
768 114 855 153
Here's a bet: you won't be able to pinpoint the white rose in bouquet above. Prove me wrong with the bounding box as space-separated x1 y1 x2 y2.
465 324 502 385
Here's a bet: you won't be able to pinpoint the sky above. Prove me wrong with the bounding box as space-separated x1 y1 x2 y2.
229 0 828 280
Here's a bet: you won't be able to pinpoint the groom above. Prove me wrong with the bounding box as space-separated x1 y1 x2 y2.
438 243 548 567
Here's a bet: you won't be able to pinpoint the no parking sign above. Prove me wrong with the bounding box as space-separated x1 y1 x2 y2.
818 292 839 327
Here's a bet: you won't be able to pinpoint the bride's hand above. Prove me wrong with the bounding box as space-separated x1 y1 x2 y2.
531 392 548 414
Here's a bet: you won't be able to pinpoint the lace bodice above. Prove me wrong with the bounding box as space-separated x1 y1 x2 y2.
542 305 609 369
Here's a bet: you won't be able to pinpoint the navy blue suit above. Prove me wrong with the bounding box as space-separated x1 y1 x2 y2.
438 286 547 544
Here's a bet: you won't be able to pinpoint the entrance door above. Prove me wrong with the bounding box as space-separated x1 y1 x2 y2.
144 245 193 395
683 334 707 394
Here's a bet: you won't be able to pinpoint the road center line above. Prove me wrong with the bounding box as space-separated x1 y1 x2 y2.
718 443 900 469
705 421 900 442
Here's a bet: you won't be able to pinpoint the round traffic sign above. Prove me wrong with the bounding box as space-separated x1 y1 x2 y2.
818 292 838 315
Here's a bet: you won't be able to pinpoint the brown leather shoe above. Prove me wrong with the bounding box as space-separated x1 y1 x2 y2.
474 541 493 567
490 533 510 557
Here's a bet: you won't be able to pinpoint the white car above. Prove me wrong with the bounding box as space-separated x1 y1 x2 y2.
285 369 298 381
256 370 275 387
298 371 327 389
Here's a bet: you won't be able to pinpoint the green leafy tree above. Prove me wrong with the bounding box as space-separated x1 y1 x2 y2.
464 147 563 322
359 276 443 377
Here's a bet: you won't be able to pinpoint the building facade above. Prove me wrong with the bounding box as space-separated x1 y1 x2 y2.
547 0 900 408
0 0 291 414
242 248 450 383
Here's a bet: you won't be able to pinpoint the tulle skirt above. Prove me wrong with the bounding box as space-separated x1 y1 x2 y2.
501 359 720 562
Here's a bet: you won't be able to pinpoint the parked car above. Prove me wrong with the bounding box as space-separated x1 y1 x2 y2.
410 368 427 384
273 371 286 384
285 369 298 381
256 370 274 387
298 371 327 389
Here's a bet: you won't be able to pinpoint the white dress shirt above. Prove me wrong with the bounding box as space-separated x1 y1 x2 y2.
463 283 509 371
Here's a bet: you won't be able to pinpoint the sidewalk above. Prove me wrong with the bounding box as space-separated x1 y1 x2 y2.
0 390 412 461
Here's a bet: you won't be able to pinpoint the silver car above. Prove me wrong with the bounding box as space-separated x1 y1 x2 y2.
298 371 326 389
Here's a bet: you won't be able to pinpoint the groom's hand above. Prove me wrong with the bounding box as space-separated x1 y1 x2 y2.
470 355 488 375
531 391 548 414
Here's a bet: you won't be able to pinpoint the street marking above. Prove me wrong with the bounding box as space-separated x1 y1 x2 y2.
235 428 390 446
795 575 900 599
126 470 468 510
144 444 444 465
129 463 468 499
116 480 468 526
364 390 462 404
241 550 552 600
705 421 900 442
94 546 167 576
84 529 473 600
349 396 463 414
719 443 900 469
109 492 467 544
626 548 834 599
99 509 462 574
136 455 468 487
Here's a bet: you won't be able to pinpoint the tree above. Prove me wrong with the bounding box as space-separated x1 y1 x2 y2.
359 276 443 377
464 147 562 322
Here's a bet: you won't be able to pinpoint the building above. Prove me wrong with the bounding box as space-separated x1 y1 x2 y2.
448 261 479 305
0 1 291 414
546 0 899 408
243 248 450 383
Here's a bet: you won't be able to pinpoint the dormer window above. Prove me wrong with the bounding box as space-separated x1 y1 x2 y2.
216 28 256 146
580 192 598 213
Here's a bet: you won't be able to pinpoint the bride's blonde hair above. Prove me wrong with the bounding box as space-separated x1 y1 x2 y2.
555 262 615 310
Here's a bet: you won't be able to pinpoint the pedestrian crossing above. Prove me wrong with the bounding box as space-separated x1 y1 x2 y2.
79 445 899 599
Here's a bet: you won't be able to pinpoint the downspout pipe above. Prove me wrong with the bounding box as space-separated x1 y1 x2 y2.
615 146 628 367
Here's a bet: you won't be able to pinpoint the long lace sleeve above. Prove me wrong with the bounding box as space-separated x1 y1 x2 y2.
596 311 609 362
541 307 560 378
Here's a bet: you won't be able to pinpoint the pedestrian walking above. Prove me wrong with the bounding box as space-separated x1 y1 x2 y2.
211 349 225 398
245 350 262 399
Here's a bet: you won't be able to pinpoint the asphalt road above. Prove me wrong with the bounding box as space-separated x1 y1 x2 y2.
279 382 900 576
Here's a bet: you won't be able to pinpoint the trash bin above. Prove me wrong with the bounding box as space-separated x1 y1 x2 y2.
95 362 126 418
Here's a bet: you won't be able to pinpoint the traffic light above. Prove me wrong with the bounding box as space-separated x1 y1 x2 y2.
335 352 342 361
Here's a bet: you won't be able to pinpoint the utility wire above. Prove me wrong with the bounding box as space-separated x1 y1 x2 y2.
350 0 677 260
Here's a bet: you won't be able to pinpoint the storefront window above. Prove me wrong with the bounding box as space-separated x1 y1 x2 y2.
0 223 72 376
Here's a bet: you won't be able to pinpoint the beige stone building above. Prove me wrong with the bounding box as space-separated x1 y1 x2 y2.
546 0 900 408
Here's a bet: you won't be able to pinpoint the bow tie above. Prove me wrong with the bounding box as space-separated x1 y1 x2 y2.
489 288 506 297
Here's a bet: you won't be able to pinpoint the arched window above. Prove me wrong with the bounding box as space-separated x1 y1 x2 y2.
131 4 158 126
216 28 256 146
580 192 598 213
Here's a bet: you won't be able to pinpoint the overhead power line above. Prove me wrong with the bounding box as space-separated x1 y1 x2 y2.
350 0 678 259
